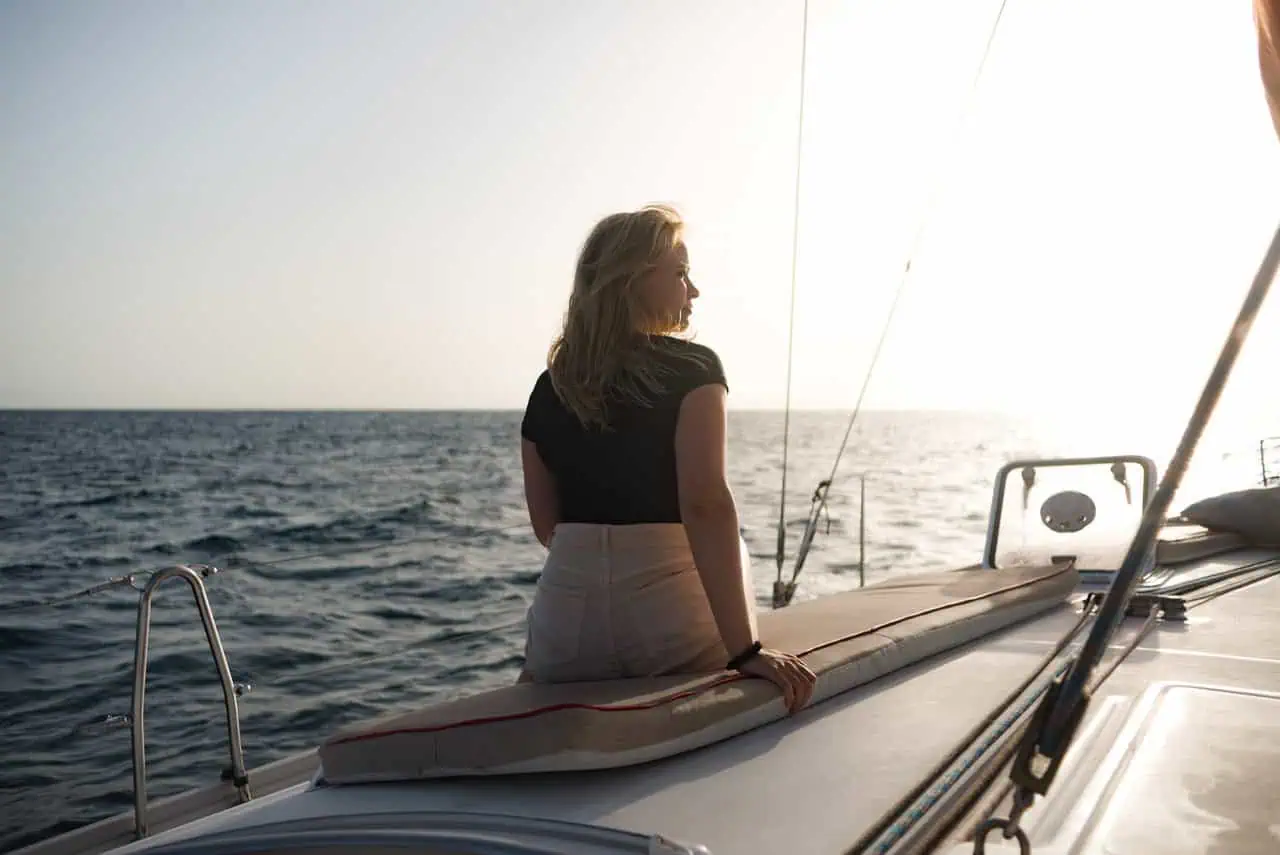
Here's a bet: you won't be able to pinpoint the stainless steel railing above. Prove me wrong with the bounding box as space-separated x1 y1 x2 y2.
130 564 251 838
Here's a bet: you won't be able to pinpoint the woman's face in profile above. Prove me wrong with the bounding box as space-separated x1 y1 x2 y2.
640 242 699 332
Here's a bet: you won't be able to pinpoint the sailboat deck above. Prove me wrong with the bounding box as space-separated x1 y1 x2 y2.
18 539 1280 855
91 606 1085 855
85 547 1280 855
969 567 1280 855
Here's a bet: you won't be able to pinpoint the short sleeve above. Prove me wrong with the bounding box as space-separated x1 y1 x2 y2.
678 342 727 396
697 345 728 393
520 372 551 443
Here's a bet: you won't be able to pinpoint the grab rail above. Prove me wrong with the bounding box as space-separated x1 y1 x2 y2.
1261 435 1280 486
131 565 251 838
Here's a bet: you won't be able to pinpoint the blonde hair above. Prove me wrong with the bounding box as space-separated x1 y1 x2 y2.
548 203 704 429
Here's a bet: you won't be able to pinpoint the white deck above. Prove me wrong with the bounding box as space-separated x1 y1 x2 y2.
83 605 1078 855
19 545 1280 855
970 567 1280 855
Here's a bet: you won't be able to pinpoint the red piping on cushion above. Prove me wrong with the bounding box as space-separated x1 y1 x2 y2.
326 561 1074 747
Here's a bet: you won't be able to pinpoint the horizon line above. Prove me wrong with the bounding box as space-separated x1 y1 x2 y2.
0 405 1025 415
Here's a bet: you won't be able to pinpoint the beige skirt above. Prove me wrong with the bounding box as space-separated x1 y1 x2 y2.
521 523 757 683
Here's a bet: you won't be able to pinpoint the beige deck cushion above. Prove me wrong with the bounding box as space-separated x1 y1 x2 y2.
317 562 1078 784
1179 486 1280 547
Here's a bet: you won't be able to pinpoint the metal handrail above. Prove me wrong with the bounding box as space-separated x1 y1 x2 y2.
131 565 251 838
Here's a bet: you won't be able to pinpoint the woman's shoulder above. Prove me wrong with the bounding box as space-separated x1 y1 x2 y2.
522 369 558 415
651 336 727 390
651 335 720 362
520 369 558 441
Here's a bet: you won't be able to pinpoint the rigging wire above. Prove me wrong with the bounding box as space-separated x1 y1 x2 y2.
774 0 1015 607
775 0 811 590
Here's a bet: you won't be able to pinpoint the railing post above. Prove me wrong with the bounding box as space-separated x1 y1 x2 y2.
859 475 867 588
1259 436 1280 485
130 565 250 839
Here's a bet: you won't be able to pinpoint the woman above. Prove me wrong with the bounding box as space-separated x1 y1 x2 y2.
518 204 816 714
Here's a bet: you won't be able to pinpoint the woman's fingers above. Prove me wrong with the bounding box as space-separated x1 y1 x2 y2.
797 671 815 709
787 669 810 712
771 665 796 710
785 656 816 711
774 662 804 713
788 667 803 707
742 648 818 714
772 664 798 711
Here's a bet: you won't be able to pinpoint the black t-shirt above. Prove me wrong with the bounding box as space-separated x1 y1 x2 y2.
520 337 728 524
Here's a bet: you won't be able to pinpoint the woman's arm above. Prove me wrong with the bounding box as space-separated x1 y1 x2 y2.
521 439 559 548
674 383 756 658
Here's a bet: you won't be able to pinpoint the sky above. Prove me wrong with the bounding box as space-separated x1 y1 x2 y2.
2 0 1279 437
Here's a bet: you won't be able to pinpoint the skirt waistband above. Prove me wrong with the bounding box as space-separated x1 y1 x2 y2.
549 522 690 551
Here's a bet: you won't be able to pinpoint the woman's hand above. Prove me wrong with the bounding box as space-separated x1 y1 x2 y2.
737 647 817 714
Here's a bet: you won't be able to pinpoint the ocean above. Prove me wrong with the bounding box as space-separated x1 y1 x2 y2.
0 408 1269 852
